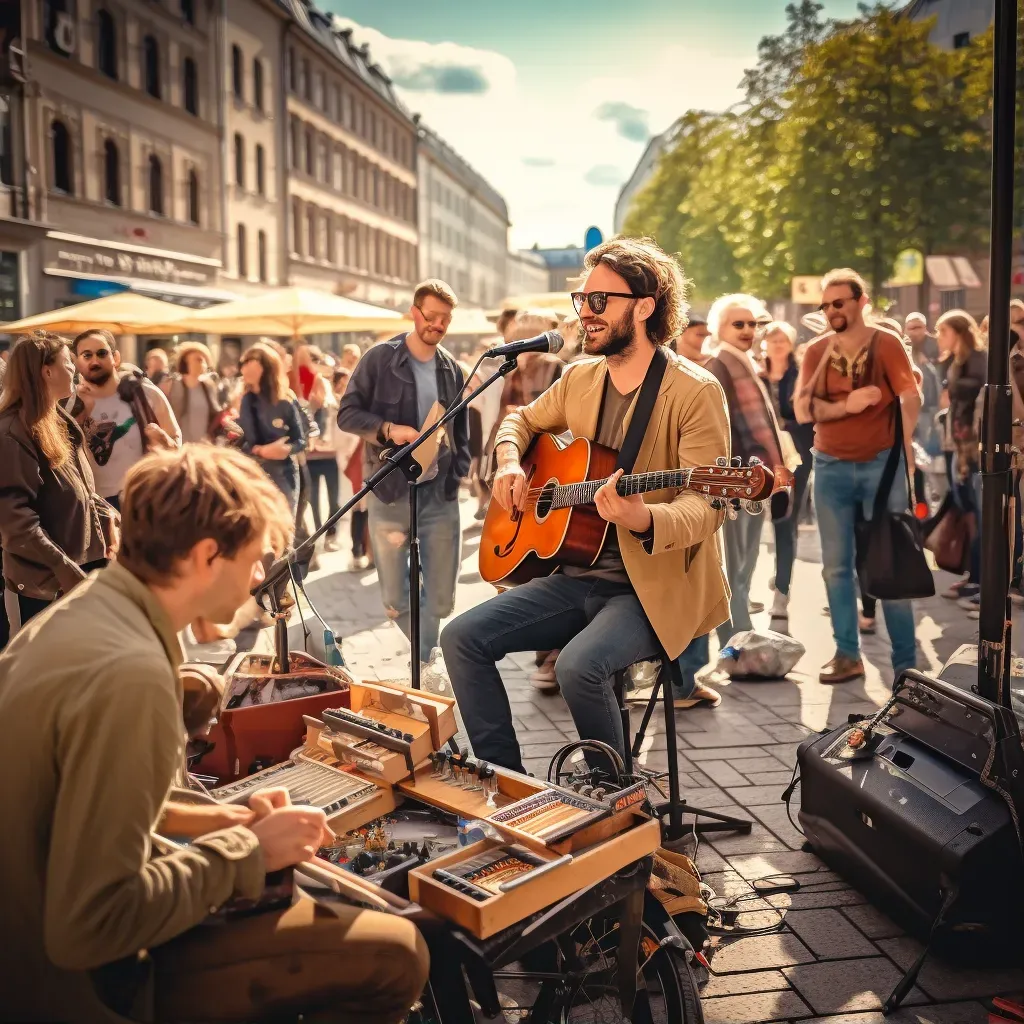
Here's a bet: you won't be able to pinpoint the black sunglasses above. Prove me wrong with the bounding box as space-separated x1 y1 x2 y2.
819 298 855 312
81 348 112 359
571 291 653 316
730 320 761 330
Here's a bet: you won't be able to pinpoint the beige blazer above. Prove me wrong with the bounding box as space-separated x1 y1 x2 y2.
495 350 731 660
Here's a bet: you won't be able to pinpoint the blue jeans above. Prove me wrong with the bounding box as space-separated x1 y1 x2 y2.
813 449 917 674
716 510 765 646
368 479 461 663
675 633 710 699
440 575 661 772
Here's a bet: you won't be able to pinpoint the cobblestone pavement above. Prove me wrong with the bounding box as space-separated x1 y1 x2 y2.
280 494 1024 1023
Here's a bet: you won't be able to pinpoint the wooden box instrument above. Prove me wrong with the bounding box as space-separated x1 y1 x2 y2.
408 819 661 938
197 651 352 782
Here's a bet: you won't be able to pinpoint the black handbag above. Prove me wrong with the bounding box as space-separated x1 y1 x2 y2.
854 400 935 601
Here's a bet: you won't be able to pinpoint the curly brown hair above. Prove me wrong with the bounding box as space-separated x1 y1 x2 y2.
582 237 689 345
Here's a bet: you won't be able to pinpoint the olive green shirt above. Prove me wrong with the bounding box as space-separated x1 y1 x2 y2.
0 562 265 1022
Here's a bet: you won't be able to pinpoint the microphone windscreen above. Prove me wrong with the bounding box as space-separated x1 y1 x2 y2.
547 331 565 354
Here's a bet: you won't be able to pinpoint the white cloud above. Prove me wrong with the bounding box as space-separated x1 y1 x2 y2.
336 20 746 249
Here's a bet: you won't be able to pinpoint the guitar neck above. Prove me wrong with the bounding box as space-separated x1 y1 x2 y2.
550 469 693 511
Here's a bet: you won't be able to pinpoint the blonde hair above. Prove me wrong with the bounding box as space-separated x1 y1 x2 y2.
707 293 770 341
763 320 797 345
0 331 73 468
583 237 689 345
507 310 558 342
413 278 458 309
118 446 294 586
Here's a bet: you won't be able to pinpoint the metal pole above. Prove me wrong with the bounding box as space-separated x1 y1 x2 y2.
409 481 421 689
978 0 1018 707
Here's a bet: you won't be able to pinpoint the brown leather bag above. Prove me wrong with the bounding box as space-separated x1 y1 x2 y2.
922 493 975 575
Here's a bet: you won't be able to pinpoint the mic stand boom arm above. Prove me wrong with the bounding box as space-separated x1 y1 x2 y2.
252 354 522 679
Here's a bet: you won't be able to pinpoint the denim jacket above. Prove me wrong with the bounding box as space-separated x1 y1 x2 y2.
337 334 470 505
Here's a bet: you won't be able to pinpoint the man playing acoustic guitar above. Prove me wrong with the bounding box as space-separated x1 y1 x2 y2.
441 237 732 774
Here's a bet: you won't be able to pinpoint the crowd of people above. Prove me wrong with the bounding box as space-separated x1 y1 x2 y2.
0 239 1022 1021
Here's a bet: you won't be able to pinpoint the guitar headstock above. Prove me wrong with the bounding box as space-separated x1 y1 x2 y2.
689 457 775 505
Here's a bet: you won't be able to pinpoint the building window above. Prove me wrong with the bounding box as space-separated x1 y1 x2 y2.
103 138 119 204
237 223 248 277
323 145 332 187
940 288 966 312
257 229 267 281
304 127 314 176
181 0 195 25
187 169 200 224
287 47 296 91
291 198 302 254
255 143 265 195
148 153 163 215
330 83 340 121
50 119 73 194
300 57 310 99
253 58 264 112
143 35 160 98
231 44 243 100
319 213 330 262
953 31 971 48
306 206 316 258
289 117 300 169
96 9 117 79
233 133 244 187
183 57 198 115
314 70 324 109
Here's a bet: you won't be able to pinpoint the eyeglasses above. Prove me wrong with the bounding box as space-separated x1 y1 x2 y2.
81 349 111 360
415 306 452 327
729 320 762 330
571 291 652 316
819 298 855 312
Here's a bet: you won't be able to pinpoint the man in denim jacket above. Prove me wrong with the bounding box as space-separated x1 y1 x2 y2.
338 279 469 664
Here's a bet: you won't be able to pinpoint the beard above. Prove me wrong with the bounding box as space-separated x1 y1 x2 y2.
829 314 850 333
584 309 635 358
83 365 113 385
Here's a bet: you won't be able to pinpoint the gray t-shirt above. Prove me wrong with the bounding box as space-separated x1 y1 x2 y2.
409 352 438 428
564 379 638 583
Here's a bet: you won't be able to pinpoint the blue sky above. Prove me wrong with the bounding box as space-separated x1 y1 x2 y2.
323 1 890 249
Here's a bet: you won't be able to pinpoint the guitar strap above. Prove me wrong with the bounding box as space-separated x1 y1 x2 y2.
615 345 669 473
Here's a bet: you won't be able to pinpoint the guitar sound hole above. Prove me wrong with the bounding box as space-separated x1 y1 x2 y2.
535 483 556 521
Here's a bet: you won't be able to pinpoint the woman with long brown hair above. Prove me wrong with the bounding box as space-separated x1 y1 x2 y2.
936 309 986 613
238 342 305 514
0 331 112 642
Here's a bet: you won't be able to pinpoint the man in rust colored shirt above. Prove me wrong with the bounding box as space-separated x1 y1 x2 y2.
796 268 921 684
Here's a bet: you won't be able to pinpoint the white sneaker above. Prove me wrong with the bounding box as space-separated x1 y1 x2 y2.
770 590 790 620
348 555 369 571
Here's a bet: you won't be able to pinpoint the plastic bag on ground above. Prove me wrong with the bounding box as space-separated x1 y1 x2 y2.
716 629 805 679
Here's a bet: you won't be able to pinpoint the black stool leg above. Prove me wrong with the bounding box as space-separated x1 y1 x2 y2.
631 675 663 760
655 656 753 841
613 672 634 775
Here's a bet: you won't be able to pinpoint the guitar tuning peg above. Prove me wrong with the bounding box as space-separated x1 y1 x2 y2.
731 456 743 468
747 456 762 466
715 457 728 468
709 497 726 510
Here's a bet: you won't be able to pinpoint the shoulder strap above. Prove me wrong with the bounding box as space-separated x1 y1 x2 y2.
616 345 669 473
872 368 910 519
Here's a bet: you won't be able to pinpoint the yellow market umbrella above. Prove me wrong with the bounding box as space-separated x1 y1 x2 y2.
497 292 576 317
1 293 197 336
167 287 411 338
445 307 499 336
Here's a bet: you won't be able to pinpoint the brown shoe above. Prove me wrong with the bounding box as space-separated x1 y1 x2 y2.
819 654 865 684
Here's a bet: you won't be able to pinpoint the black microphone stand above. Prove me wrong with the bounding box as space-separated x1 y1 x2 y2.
253 352 521 688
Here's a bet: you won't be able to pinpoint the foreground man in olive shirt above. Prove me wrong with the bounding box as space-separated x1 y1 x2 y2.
0 446 428 1024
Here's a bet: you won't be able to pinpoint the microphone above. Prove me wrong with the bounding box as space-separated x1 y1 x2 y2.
486 330 564 359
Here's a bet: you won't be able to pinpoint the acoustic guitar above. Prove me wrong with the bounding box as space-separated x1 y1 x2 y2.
479 433 777 587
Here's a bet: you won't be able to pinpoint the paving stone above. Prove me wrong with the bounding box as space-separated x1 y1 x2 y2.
710 823 790 856
725 784 793 806
800 1003 989 1023
744 770 800 787
701 870 755 899
877 936 1024 1000
683 726 776 748
765 722 815 742
768 888 867 910
701 968 791 998
699 760 749 787
748 803 808 850
711 932 816 972
840 904 905 940
729 755 795 774
783 958 927 1015
726 851 828 880
784 909 879 959
684 746 772 761
700 989 813 1023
